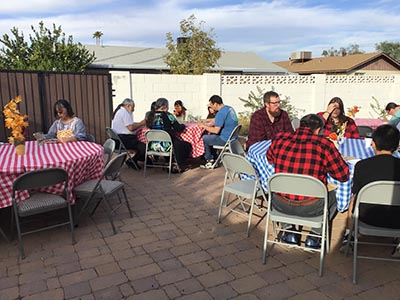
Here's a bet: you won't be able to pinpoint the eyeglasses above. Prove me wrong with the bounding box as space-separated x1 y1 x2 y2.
57 111 64 115
269 100 281 105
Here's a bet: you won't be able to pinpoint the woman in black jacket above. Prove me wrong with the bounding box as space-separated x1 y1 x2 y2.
146 98 192 173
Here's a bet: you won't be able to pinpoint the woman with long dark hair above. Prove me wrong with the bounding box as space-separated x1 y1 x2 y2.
146 98 192 173
318 97 360 139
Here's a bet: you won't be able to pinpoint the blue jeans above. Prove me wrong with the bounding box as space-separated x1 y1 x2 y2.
202 134 226 160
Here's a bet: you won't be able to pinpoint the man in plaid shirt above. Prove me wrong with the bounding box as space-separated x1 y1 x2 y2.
267 114 349 248
246 91 294 149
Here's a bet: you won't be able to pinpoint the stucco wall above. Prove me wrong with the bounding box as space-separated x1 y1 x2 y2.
110 71 400 122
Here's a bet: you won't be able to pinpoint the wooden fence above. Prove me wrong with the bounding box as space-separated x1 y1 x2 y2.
0 70 112 144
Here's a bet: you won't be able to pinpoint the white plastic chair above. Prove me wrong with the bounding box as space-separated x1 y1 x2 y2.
218 153 268 237
144 130 174 179
263 173 330 277
348 181 400 284
211 124 242 169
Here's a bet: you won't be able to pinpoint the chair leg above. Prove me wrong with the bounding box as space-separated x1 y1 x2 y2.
67 204 76 244
12 207 25 259
217 191 226 224
143 153 148 177
246 196 256 237
262 213 271 264
121 188 133 218
101 196 117 234
352 231 359 284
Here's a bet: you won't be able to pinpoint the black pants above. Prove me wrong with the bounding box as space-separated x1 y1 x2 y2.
172 138 192 168
117 134 146 161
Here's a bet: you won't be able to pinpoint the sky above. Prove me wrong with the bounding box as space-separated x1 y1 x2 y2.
0 0 399 62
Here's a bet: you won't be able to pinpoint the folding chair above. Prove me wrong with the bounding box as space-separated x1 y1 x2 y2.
105 127 139 170
218 153 268 237
291 117 300 130
103 138 116 166
144 129 174 179
230 139 246 157
263 173 330 277
11 168 75 259
211 124 242 169
86 133 96 143
357 126 374 138
347 181 400 284
73 153 133 234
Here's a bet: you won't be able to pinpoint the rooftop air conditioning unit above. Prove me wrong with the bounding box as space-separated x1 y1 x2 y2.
290 51 312 60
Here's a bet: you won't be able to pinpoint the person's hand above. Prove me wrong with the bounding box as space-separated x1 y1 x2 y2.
139 119 146 126
326 103 338 114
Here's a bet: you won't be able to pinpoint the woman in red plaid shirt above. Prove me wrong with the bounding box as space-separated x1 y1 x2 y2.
317 97 360 139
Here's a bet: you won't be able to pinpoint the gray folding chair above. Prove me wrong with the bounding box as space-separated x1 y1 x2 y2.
230 139 246 157
144 129 174 179
211 124 242 169
73 153 133 234
348 181 400 284
218 153 268 237
291 117 300 130
263 173 330 277
86 133 96 143
11 168 75 259
105 127 139 170
357 126 374 138
103 138 116 166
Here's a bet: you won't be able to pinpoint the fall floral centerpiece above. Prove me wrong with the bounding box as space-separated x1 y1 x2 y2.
3 96 29 155
328 121 347 148
347 105 360 117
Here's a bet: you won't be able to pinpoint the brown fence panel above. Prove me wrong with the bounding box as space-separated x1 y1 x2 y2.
0 70 112 144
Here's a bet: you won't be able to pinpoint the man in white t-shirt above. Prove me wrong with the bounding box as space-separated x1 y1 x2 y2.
111 98 146 163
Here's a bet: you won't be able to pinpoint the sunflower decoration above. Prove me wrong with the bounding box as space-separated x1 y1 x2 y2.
3 96 29 144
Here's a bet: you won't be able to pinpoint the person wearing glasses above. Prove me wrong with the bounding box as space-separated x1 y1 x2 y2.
246 91 294 149
44 99 86 143
385 102 400 127
317 97 360 139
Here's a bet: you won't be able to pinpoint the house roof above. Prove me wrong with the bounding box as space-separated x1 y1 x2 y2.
84 44 289 74
274 52 400 74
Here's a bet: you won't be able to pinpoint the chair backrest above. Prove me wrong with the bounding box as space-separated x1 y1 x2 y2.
13 168 68 192
357 126 374 138
145 129 172 143
356 181 400 207
230 139 246 156
86 134 96 143
291 118 300 130
103 138 116 165
228 124 242 142
103 152 127 178
222 153 257 177
106 127 127 153
268 173 327 199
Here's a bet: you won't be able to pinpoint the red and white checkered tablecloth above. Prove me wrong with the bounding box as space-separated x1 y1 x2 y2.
136 122 205 158
354 118 384 129
0 141 104 208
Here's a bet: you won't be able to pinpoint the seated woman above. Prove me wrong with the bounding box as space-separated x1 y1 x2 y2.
317 97 360 139
173 100 187 122
45 99 86 143
146 98 192 173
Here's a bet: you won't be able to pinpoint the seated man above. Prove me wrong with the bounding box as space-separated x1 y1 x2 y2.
352 124 400 228
246 91 294 149
267 114 349 248
385 102 400 127
199 95 238 169
111 98 146 166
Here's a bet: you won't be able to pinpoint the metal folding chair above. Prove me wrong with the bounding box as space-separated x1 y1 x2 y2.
357 126 374 138
263 173 330 277
218 153 268 237
144 129 175 179
73 153 133 234
211 124 242 169
105 127 139 170
86 133 96 143
12 168 75 259
103 138 116 167
347 181 400 284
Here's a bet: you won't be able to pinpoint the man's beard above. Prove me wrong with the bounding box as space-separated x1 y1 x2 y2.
269 109 281 117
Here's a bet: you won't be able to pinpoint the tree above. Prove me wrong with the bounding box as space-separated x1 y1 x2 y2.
93 31 103 46
375 41 400 61
164 14 222 75
321 44 364 57
0 21 95 72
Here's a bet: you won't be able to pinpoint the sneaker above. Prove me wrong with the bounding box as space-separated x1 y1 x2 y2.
305 235 321 249
200 159 215 169
281 232 301 246
339 229 353 252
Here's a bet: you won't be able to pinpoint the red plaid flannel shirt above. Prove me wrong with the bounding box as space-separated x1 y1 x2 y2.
267 127 349 201
317 112 360 139
246 108 293 149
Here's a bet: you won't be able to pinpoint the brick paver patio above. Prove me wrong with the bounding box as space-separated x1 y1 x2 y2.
1 163 400 300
